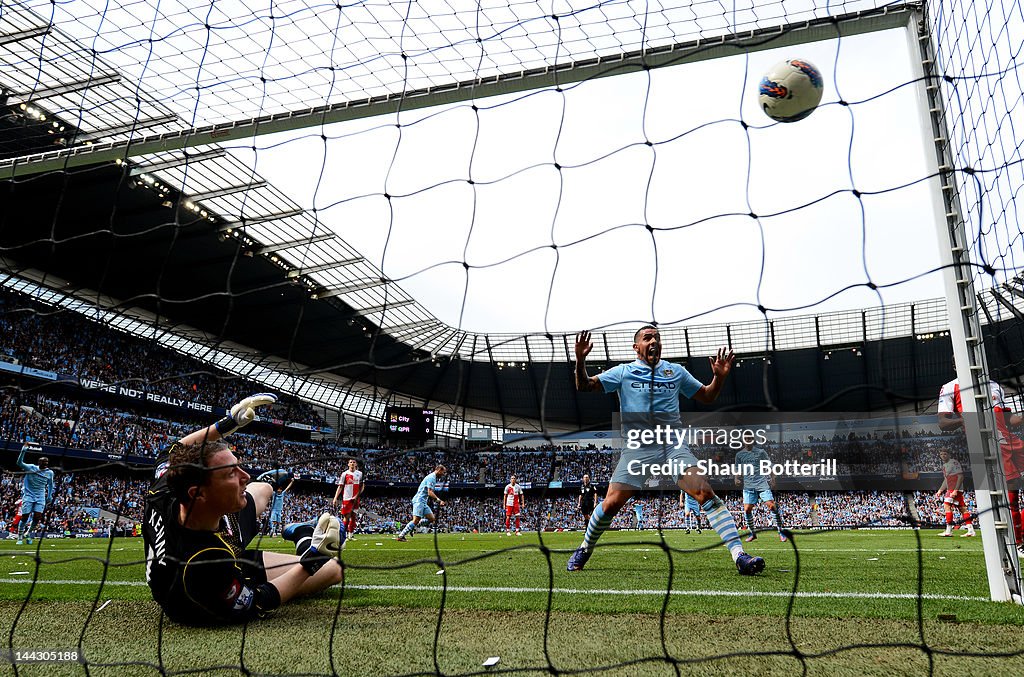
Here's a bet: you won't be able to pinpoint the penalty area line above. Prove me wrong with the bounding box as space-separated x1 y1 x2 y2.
344 584 990 603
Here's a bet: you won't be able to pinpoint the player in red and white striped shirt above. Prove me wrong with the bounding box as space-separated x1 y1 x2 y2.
10 498 22 533
938 378 1023 549
935 448 975 537
502 475 524 536
332 459 364 539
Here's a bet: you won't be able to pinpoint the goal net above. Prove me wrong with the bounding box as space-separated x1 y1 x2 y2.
1 0 1023 673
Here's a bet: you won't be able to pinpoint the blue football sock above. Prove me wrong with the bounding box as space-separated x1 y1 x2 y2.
703 498 743 560
773 506 785 532
581 504 613 551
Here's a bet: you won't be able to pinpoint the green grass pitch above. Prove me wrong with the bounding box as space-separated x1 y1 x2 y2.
2 529 1024 676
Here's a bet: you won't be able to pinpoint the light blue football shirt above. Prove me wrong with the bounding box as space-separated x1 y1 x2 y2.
20 463 54 503
270 490 286 512
597 360 703 417
734 448 772 490
413 472 439 503
598 360 703 448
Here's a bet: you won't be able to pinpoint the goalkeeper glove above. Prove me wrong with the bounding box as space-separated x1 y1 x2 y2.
300 512 343 575
214 393 278 436
255 468 293 490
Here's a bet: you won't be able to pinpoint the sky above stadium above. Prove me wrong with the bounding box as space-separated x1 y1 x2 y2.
242 25 950 335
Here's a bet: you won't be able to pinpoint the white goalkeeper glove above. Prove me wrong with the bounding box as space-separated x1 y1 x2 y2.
214 393 278 436
300 512 344 575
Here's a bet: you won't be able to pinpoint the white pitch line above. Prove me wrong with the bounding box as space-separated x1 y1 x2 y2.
0 579 145 586
0 578 991 603
342 584 991 603
359 547 977 554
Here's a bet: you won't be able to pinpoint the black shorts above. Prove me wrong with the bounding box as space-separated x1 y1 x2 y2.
237 494 266 576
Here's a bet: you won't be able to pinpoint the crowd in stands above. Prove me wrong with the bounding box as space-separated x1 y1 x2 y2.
0 287 1001 539
0 470 148 535
0 291 327 428
0 467 971 535
329 490 970 533
1 387 973 487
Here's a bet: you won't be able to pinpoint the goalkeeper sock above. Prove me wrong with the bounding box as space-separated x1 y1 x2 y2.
703 498 743 560
288 525 315 556
581 504 612 551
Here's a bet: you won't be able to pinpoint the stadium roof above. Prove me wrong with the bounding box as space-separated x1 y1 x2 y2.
3 0 903 135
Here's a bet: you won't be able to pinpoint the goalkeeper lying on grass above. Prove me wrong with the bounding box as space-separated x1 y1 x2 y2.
143 393 343 625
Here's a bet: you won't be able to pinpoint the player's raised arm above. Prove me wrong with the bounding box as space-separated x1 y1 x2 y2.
16 444 32 471
178 393 279 446
693 347 736 404
574 331 603 392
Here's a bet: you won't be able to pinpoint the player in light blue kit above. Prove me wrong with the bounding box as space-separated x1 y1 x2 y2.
16 444 55 545
734 440 786 542
569 327 764 575
395 465 447 541
679 491 703 534
632 501 644 530
267 476 295 536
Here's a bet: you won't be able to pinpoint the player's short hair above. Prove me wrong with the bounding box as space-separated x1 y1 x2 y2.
435 464 447 473
166 440 231 503
37 457 49 469
633 324 658 342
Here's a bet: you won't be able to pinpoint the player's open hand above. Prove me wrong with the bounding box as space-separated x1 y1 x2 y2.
575 331 593 362
709 347 735 378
